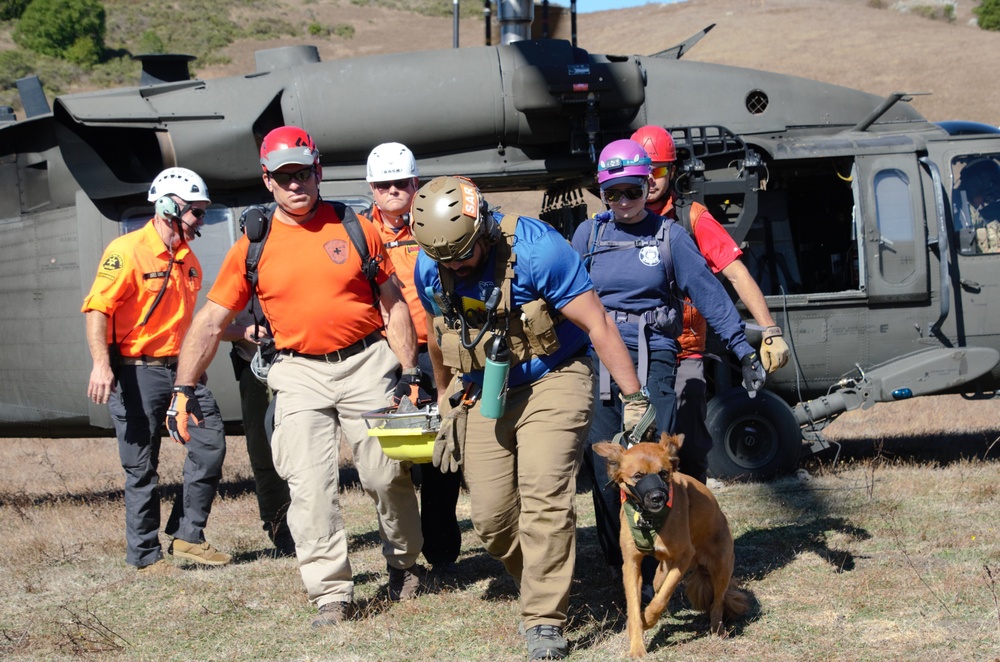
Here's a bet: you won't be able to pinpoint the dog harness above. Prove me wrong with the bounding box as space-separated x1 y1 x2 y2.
620 483 674 554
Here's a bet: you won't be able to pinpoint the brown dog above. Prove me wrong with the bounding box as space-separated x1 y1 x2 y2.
593 432 747 658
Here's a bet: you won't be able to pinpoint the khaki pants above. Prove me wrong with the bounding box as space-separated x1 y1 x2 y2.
463 355 594 629
267 340 423 606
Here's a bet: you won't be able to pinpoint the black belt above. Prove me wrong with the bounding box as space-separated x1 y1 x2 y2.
121 355 178 367
282 331 383 363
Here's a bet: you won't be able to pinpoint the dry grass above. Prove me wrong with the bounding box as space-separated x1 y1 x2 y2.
1 428 999 660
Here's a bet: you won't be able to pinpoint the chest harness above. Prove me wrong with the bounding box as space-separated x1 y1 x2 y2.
583 211 682 400
430 215 565 375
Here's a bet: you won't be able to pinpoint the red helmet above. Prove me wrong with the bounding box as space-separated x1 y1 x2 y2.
259 126 319 172
630 125 676 165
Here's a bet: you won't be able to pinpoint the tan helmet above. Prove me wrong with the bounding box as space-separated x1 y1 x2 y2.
411 176 490 262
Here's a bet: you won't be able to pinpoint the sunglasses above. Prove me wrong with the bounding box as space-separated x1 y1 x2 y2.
443 243 477 263
268 167 315 186
178 203 206 220
373 178 413 192
651 165 672 179
603 187 646 203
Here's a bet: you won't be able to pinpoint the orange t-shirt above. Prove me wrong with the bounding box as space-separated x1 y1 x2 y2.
81 219 202 357
366 207 428 345
208 203 394 355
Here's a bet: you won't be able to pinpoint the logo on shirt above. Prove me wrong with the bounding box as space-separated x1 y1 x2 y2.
98 253 124 280
325 239 349 264
639 246 661 267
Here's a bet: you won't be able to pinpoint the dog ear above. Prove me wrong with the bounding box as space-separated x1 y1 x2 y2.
593 442 625 477
660 432 684 470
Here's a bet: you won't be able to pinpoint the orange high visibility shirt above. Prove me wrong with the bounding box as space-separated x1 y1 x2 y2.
366 206 428 345
208 203 394 355
81 219 202 357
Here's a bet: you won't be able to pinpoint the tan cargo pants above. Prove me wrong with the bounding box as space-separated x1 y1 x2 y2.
267 340 423 607
462 355 594 629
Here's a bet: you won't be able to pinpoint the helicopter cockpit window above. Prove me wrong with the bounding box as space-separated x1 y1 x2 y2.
951 155 1000 254
873 168 916 285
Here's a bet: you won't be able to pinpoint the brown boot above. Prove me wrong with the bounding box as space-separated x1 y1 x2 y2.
311 601 355 628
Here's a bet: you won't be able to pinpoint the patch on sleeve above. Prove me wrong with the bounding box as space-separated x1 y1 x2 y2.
98 253 125 280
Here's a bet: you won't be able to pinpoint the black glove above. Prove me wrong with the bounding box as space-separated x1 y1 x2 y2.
393 371 434 407
740 351 766 398
165 385 205 444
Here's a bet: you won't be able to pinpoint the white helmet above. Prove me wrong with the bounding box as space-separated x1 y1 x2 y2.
366 142 418 182
147 167 211 203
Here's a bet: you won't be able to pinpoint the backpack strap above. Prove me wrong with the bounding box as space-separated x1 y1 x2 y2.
241 204 274 341
330 200 382 310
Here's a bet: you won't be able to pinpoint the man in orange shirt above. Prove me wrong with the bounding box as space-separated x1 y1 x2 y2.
363 142 462 583
82 167 230 574
169 126 426 627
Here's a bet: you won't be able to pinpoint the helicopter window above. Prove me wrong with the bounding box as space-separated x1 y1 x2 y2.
951 155 1000 254
873 169 916 285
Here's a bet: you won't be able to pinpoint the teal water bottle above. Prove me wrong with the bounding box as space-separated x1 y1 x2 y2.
480 335 510 419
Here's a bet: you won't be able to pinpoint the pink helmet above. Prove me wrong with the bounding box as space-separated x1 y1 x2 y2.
597 139 651 189
630 125 677 165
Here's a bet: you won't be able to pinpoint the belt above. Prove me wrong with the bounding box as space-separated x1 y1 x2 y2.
121 355 178 367
282 331 383 363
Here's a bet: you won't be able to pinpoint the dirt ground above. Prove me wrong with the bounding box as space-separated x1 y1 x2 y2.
203 0 1000 127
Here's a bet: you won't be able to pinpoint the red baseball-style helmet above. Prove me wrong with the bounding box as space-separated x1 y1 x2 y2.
259 126 319 172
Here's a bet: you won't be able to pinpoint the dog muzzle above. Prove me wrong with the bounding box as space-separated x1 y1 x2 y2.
626 473 670 513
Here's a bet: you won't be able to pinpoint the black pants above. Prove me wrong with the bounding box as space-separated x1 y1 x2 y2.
414 347 462 566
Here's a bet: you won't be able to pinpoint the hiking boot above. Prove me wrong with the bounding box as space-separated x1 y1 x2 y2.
169 538 232 566
311 600 355 628
136 559 178 577
525 624 568 660
387 562 423 601
266 518 296 558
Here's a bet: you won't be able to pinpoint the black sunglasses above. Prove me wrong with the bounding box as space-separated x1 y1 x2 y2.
373 178 413 191
178 203 206 220
603 187 646 203
443 243 476 263
268 167 315 186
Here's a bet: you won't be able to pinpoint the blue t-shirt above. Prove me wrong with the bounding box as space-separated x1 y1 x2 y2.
415 214 593 387
571 212 753 359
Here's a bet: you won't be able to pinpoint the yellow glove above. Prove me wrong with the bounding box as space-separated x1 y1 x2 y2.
760 326 790 373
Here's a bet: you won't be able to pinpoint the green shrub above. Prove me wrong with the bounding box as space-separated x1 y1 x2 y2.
137 30 166 55
0 49 35 89
12 0 106 62
333 23 355 39
976 0 1000 30
0 0 30 21
308 21 329 36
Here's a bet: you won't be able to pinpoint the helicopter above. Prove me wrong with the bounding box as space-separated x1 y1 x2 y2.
2 5 999 481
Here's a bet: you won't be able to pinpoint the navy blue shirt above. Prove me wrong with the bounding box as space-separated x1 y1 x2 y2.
416 214 594 388
571 212 753 359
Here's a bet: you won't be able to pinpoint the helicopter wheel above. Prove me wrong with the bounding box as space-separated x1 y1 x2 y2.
705 387 802 481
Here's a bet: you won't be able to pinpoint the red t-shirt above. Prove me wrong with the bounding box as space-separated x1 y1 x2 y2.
209 203 393 354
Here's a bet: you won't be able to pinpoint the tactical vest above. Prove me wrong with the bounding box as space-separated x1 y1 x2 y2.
431 215 564 373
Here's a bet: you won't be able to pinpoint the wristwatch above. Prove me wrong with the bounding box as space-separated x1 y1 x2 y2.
619 386 650 403
402 367 421 377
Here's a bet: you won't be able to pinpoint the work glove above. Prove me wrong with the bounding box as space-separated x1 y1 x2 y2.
166 385 205 444
393 371 434 407
432 406 467 474
760 326 790 373
621 390 657 445
741 351 767 398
